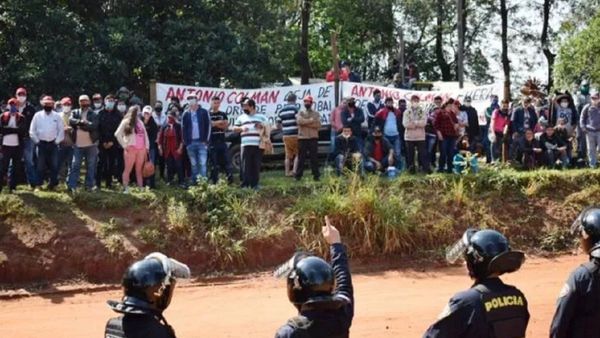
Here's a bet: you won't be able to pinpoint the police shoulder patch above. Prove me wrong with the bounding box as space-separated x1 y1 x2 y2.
558 283 571 298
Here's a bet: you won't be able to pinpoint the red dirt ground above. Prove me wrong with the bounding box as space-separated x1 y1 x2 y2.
0 254 582 338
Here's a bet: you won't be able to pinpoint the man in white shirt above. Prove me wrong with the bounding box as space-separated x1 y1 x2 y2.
29 96 64 190
0 98 26 193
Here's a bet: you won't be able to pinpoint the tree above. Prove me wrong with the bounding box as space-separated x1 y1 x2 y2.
500 0 511 100
541 0 556 90
554 12 600 89
300 0 312 84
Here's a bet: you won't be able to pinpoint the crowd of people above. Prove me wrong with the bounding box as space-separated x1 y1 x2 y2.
327 82 600 177
1 82 599 194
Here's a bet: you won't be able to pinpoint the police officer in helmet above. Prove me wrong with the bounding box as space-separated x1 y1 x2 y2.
104 252 191 338
274 216 354 338
550 206 600 338
424 228 530 338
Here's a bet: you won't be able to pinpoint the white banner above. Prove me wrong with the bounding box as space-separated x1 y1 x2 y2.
156 82 338 126
156 81 503 127
342 82 503 116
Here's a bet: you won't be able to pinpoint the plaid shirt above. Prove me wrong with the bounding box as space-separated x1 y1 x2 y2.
434 109 459 138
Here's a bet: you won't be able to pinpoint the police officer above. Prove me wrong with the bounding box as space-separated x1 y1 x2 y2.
550 206 600 338
274 216 354 338
423 229 530 338
104 252 191 338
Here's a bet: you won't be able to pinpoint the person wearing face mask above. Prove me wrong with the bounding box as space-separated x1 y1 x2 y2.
29 96 64 190
552 95 577 135
96 94 123 189
374 97 403 172
57 97 74 182
158 110 185 188
580 92 600 168
341 98 366 152
461 96 481 153
403 95 429 174
363 126 394 175
167 96 182 116
181 94 211 185
366 89 385 130
92 93 104 114
208 96 233 184
116 99 128 116
68 95 100 192
142 105 159 189
0 98 27 193
295 96 321 181
152 101 167 181
426 96 443 168
14 87 38 188
333 126 362 176
276 93 300 177
329 98 348 161
434 99 460 173
489 100 511 163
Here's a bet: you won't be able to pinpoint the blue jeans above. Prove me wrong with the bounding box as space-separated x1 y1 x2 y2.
586 131 600 168
36 141 59 187
385 134 403 171
68 145 99 189
23 138 38 186
58 145 73 182
439 137 457 173
186 141 208 183
426 134 437 169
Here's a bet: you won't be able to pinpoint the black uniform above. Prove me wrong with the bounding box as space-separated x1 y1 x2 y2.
105 297 175 338
424 277 529 338
550 258 600 338
275 243 354 338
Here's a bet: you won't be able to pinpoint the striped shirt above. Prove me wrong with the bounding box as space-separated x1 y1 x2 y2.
235 113 268 147
276 104 299 136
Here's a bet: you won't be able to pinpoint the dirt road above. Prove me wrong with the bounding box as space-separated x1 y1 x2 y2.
0 254 582 338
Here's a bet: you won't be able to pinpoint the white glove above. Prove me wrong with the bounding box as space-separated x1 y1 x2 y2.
488 131 496 143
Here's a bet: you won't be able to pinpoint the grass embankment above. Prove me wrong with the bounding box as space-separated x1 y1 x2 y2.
1 168 599 285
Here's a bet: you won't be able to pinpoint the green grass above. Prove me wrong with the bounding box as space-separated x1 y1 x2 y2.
2 168 599 268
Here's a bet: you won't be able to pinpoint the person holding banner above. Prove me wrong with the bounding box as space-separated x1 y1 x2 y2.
181 94 211 185
233 98 268 189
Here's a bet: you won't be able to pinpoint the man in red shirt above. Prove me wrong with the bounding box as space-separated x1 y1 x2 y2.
434 99 459 173
363 127 394 174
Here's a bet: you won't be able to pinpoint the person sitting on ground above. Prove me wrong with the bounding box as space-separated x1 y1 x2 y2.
363 127 394 175
540 125 569 169
334 126 362 176
453 135 479 174
519 129 543 170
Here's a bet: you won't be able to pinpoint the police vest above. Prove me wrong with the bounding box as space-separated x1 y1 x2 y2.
287 315 347 338
570 261 600 338
104 316 176 338
474 284 528 338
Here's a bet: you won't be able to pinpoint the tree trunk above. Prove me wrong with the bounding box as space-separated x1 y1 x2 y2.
457 0 465 88
300 0 312 85
500 0 511 101
436 0 452 81
541 0 556 90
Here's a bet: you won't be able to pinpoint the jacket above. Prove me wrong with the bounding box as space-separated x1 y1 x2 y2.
181 108 211 145
69 109 100 144
114 118 150 150
275 244 354 338
20 103 37 139
341 108 365 139
374 107 403 136
0 111 27 142
97 109 123 145
364 136 392 160
297 109 321 139
334 135 360 157
580 104 600 132
462 105 481 138
402 106 427 141
510 106 538 134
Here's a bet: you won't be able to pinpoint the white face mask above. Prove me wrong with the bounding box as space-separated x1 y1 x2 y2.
17 96 26 103
63 105 72 113
188 99 197 106
93 102 102 109
560 102 569 108
117 104 127 113
464 103 471 107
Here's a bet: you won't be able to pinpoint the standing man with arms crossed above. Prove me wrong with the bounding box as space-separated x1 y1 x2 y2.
295 95 321 181
208 96 233 184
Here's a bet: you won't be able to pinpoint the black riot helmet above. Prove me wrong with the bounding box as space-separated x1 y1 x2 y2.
571 206 600 257
446 229 525 280
274 252 335 309
121 253 190 312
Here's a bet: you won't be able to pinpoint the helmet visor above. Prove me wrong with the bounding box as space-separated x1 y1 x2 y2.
446 228 478 264
274 251 312 279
